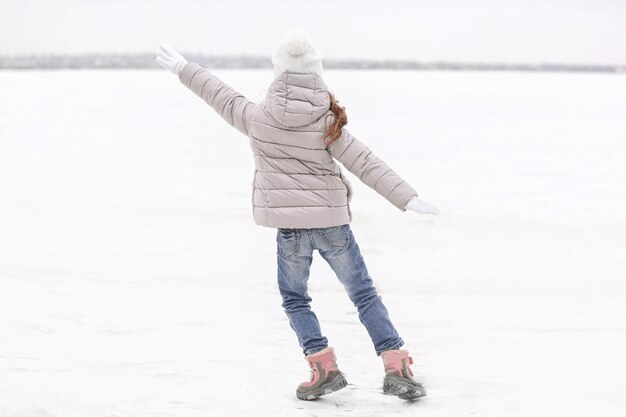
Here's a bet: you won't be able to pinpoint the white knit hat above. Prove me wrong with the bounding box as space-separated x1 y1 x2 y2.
271 28 324 80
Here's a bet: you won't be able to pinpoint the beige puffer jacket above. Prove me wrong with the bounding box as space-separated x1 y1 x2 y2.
179 62 418 228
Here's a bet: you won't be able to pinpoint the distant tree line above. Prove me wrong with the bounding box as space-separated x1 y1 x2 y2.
0 53 623 73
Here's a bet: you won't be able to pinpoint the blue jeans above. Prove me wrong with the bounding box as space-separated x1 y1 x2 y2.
276 223 404 356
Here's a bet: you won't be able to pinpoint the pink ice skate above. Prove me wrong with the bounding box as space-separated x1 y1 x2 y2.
381 349 426 400
296 347 348 400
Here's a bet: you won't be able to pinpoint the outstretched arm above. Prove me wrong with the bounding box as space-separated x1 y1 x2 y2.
328 128 438 214
156 44 255 137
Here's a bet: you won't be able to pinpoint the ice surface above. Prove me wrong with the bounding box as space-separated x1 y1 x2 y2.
0 69 625 416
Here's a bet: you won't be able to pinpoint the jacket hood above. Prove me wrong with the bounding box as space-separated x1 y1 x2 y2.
265 70 330 128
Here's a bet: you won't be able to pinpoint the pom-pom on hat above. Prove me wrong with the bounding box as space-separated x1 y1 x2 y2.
272 28 324 80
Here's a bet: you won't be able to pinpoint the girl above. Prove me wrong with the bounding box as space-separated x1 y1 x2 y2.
156 28 438 401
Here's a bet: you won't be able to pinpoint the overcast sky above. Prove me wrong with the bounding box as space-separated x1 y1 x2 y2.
2 0 625 64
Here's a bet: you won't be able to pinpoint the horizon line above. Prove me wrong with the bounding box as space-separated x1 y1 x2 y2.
1 53 624 73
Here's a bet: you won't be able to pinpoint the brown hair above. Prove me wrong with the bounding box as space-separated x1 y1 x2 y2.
323 92 348 147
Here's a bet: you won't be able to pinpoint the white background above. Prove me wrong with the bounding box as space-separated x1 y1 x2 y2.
0 68 625 416
1 1 626 415
1 0 625 64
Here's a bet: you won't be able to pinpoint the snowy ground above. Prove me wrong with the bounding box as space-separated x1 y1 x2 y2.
0 68 625 417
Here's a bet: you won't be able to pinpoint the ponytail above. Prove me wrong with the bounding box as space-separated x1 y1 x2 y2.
323 92 348 147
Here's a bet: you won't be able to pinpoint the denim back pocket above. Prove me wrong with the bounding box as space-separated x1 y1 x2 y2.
277 228 300 258
319 225 349 249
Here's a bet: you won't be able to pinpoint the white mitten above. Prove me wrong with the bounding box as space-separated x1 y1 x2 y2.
405 196 439 215
156 44 188 75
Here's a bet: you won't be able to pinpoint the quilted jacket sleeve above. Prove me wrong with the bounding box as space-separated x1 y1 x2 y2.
179 62 255 137
327 128 418 211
